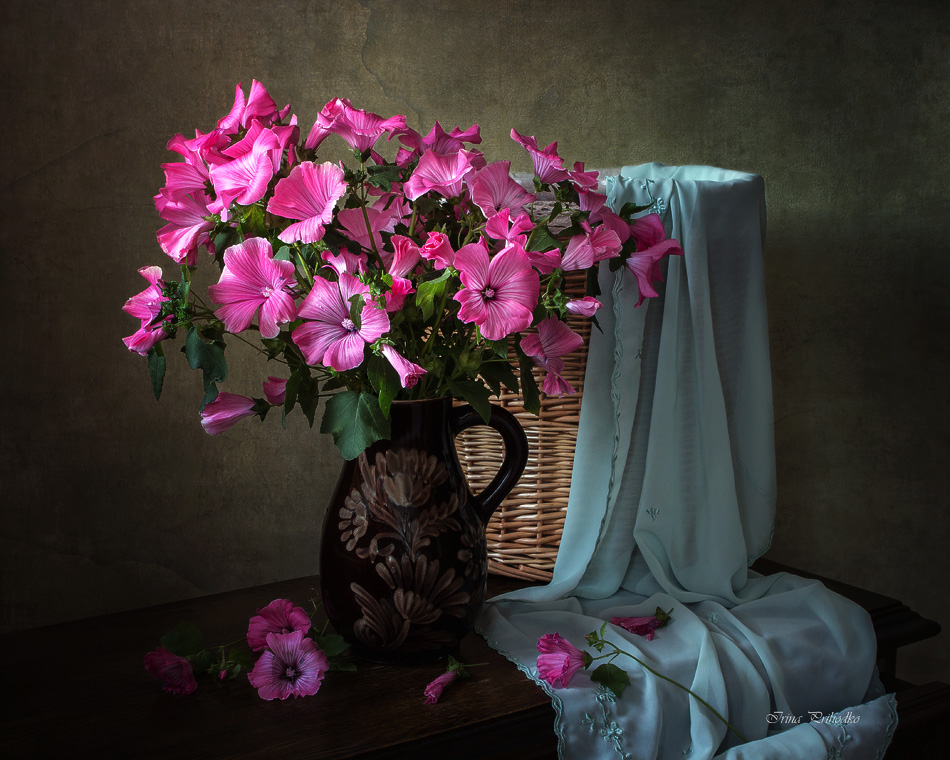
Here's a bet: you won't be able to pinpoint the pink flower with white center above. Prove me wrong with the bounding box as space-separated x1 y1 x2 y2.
454 244 540 341
155 192 215 265
199 392 257 435
569 161 599 191
561 221 622 271
403 148 479 201
379 345 426 389
565 296 603 318
207 237 297 339
144 647 198 695
510 129 570 184
247 598 311 652
536 633 591 689
424 670 458 704
247 630 329 701
292 273 390 371
267 161 347 244
521 318 584 396
419 231 456 270
208 128 282 219
470 161 533 217
328 103 407 153
122 266 171 355
217 80 286 134
262 377 287 405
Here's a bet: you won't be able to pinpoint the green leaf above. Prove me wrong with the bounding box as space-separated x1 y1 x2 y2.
366 353 399 417
479 361 520 397
160 621 204 658
415 270 451 321
274 245 293 261
590 663 631 699
526 224 560 252
319 391 391 460
619 201 654 218
516 351 541 416
313 633 349 658
192 649 214 674
448 379 492 424
147 346 166 400
485 338 509 359
185 327 228 409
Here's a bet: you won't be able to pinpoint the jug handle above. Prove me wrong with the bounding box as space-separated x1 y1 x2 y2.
450 404 529 525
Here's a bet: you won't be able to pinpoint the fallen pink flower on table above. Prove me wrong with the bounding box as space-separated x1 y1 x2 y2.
144 647 198 696
536 633 591 689
424 670 459 704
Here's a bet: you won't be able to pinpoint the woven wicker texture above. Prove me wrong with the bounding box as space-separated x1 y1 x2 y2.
457 270 590 581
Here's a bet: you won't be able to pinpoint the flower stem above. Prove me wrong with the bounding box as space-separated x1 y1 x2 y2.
609 643 748 744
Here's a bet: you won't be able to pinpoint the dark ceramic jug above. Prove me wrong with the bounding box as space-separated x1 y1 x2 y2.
319 397 528 664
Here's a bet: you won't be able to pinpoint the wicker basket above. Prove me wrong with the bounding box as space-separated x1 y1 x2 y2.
456 271 590 581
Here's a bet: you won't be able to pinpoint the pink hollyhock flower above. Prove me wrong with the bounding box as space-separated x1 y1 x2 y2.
166 128 230 171
248 630 329 701
395 121 482 157
569 161 599 190
208 128 282 219
303 97 353 151
267 161 347 244
521 318 584 396
380 344 426 389
424 670 458 704
611 615 662 641
561 221 622 271
565 296 603 318
326 102 407 153
510 129 570 184
526 248 561 275
383 235 422 311
200 392 257 435
454 244 540 341
217 80 286 134
247 598 311 652
262 377 287 405
337 196 406 254
485 208 533 247
321 249 368 276
207 237 297 339
625 215 685 306
292 273 390 371
536 633 591 689
144 647 198 695
157 160 208 204
470 161 533 217
122 266 171 355
154 192 215 265
404 148 479 201
419 231 456 270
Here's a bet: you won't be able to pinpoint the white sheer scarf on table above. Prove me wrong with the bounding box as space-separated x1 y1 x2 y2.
477 164 897 760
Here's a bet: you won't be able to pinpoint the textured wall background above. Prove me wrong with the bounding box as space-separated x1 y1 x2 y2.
1 0 947 687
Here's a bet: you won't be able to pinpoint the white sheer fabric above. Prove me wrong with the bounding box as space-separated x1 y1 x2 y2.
477 164 896 759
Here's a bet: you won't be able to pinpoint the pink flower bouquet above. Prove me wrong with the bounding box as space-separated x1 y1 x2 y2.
124 81 683 458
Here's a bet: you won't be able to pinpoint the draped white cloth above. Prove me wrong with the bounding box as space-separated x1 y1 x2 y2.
477 164 897 759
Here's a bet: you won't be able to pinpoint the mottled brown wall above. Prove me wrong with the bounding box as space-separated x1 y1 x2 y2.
2 0 947 685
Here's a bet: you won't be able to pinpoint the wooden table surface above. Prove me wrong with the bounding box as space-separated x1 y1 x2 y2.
0 575 556 760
